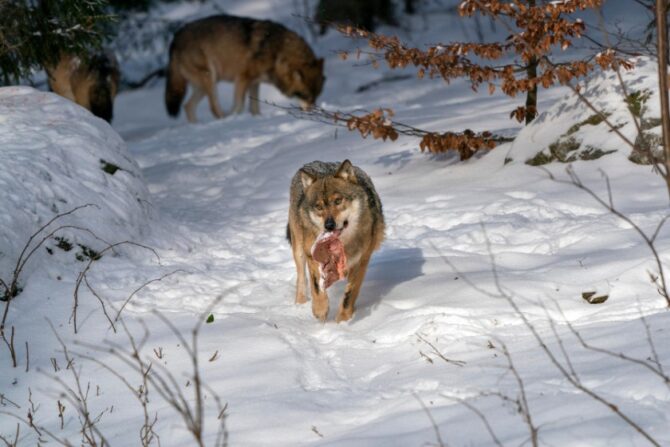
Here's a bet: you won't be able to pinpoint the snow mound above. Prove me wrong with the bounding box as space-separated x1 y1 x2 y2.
508 57 661 165
0 87 152 282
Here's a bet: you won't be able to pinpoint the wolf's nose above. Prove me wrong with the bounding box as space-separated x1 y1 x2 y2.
325 217 336 231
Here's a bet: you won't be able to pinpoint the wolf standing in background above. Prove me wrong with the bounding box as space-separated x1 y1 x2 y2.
165 14 325 123
288 160 385 323
46 53 120 123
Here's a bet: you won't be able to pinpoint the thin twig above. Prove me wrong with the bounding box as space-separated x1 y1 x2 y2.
499 343 539 447
480 224 663 446
438 220 663 446
413 393 446 447
84 276 116 333
0 394 20 409
545 166 670 307
72 240 161 333
1 326 17 368
563 79 636 149
1 204 97 330
596 8 643 138
442 396 504 447
416 334 466 367
554 303 670 386
0 423 19 447
46 320 110 446
114 269 186 322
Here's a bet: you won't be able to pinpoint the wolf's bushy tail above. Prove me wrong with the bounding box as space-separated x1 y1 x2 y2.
165 41 187 117
90 84 114 123
88 54 119 123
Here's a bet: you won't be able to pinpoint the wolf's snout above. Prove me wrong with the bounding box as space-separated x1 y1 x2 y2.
299 100 314 111
325 216 336 231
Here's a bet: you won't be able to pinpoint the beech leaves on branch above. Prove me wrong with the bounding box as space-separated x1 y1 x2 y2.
333 0 632 159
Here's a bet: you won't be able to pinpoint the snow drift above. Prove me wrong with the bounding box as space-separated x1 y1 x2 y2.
509 57 662 165
0 87 152 288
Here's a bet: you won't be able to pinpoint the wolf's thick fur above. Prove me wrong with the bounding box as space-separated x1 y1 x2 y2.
165 14 325 122
46 53 120 123
288 160 384 322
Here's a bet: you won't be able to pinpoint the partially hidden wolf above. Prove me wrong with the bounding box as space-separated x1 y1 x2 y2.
165 14 325 123
288 160 385 322
46 52 120 123
315 0 396 34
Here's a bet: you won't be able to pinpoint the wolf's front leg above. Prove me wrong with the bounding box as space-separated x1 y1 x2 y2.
336 255 371 323
232 76 251 114
291 245 308 304
307 259 329 321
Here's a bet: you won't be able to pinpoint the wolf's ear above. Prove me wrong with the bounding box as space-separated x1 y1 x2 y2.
300 169 316 189
335 159 357 183
316 58 324 70
293 70 303 83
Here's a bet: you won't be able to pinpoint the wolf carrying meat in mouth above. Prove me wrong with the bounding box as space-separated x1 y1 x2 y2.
287 160 384 322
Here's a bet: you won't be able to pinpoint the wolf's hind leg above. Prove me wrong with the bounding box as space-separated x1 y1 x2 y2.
184 86 205 123
204 69 225 119
206 88 225 119
307 259 329 322
232 76 251 114
336 254 371 323
248 82 261 115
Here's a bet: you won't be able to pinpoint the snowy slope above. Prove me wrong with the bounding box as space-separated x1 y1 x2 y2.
0 87 153 298
510 57 663 164
1 2 669 447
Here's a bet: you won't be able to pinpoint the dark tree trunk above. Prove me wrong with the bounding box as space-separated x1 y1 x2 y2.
525 56 539 125
524 0 538 125
656 0 670 199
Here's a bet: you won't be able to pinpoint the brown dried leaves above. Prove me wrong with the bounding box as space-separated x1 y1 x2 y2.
333 0 631 160
338 0 627 97
344 108 399 142
339 108 494 160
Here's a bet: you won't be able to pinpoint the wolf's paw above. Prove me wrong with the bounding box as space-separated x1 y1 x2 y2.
336 308 353 323
312 304 328 322
295 293 307 304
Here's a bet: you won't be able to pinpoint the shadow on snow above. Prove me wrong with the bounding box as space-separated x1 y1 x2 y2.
354 246 425 321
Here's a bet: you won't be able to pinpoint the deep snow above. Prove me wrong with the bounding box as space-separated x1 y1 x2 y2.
1 1 669 446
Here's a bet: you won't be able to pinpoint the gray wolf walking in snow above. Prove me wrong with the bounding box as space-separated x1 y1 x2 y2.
165 14 325 122
288 160 385 322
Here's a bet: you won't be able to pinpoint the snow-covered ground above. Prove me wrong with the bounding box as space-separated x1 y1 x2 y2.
1 1 669 446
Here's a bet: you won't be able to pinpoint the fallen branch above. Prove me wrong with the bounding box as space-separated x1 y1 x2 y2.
416 334 466 367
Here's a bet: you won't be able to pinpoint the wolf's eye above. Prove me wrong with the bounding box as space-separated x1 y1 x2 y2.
315 204 323 211
334 198 343 205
